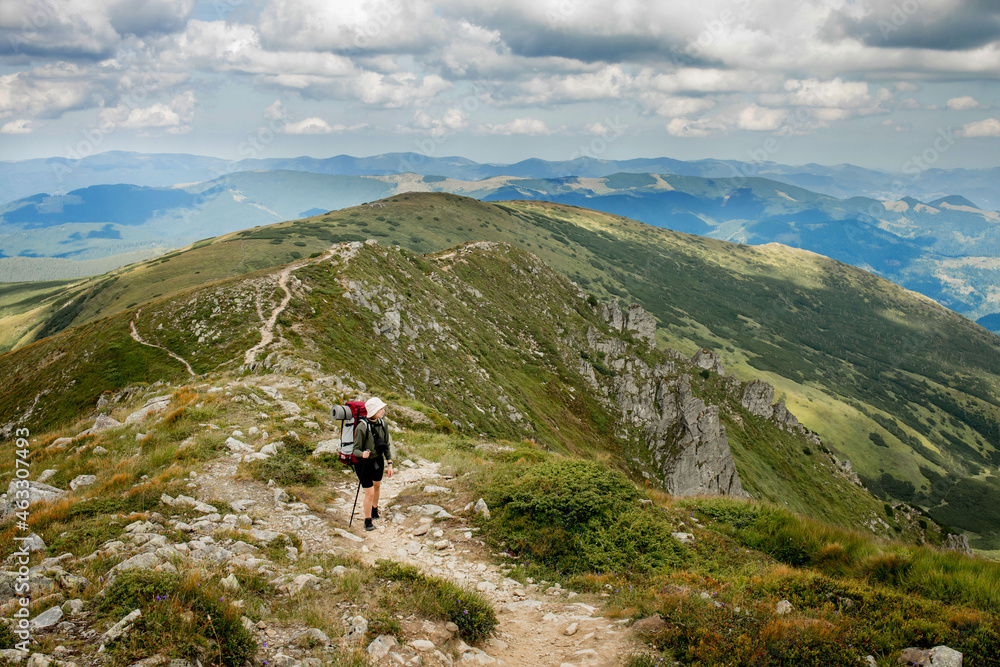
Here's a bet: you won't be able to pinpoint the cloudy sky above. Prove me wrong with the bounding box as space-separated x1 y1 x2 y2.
1 0 999 169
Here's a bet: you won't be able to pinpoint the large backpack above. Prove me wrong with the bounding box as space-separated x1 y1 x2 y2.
330 401 367 465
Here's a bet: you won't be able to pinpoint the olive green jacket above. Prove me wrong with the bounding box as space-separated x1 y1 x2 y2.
352 418 395 462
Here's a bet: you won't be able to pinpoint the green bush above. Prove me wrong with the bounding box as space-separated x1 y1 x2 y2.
761 571 1000 665
372 560 497 641
244 449 320 486
0 622 15 649
480 459 685 577
692 497 1000 614
96 570 257 666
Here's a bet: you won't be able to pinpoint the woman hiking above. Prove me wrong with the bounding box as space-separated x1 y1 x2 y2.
353 397 394 532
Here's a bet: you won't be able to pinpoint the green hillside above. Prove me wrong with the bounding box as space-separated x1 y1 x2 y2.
0 233 905 540
3 192 999 547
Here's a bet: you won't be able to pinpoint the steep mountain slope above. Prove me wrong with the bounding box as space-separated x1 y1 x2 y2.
0 267 994 666
0 236 898 542
3 192 999 545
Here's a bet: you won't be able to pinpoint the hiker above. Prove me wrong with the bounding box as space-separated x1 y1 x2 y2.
353 397 394 531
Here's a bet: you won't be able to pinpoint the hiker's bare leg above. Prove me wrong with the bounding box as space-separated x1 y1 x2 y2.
372 481 381 511
363 486 374 519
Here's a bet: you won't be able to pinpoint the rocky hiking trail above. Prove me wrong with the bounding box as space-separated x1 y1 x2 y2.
129 310 196 377
194 429 642 667
243 246 341 369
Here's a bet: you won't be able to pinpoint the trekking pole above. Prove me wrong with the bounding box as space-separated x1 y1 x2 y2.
348 481 361 527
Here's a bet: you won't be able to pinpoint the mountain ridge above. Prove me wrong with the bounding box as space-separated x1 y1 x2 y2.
4 150 1000 209
3 192 1000 551
5 170 1000 321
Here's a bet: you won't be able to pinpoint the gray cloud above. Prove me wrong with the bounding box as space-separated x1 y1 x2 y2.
822 0 1000 51
0 0 194 61
107 0 195 38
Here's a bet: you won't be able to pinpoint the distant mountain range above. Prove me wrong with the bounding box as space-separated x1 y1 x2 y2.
4 150 1000 210
4 169 1000 328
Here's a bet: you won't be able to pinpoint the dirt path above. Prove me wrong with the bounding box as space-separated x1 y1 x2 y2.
129 309 196 376
243 247 339 368
193 445 639 667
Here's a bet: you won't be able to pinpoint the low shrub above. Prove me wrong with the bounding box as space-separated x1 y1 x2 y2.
96 570 257 666
649 591 859 666
372 560 497 641
759 570 1000 665
479 459 686 577
690 497 1000 614
244 449 320 486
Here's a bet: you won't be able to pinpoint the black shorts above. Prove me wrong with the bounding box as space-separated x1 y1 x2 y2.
354 457 384 489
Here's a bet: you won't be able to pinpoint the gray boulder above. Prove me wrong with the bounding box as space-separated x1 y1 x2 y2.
70 475 97 491
106 552 160 583
740 380 775 419
0 571 56 600
29 606 63 630
898 646 962 666
21 533 46 552
1 480 66 519
98 609 141 652
124 395 172 425
474 498 491 519
691 348 725 376
944 534 973 557
345 615 368 643
78 413 122 436
312 439 341 456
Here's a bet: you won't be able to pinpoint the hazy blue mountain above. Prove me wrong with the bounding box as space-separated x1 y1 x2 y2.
0 172 398 263
4 150 1000 210
979 314 1000 334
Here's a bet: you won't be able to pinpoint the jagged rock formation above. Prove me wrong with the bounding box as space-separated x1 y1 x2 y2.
692 348 725 376
741 380 774 419
601 301 657 349
581 300 866 500
584 304 749 498
945 533 973 556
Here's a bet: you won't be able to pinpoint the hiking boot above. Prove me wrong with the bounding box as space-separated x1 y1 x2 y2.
365 518 374 531
371 506 380 519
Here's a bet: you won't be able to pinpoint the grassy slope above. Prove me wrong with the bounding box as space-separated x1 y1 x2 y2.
0 366 994 666
290 242 902 537
3 191 999 540
0 235 902 541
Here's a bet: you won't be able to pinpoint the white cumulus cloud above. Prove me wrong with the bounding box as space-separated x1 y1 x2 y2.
478 117 550 135
958 118 1000 138
947 95 982 110
0 119 35 134
98 90 196 133
283 117 334 134
736 104 788 131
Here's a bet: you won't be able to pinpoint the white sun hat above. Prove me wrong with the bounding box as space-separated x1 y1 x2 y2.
364 397 387 417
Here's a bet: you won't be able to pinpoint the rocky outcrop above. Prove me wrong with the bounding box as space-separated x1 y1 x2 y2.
691 348 725 376
740 380 774 419
944 533 973 557
0 480 66 519
600 301 657 348
586 304 748 498
654 376 748 497
772 401 800 430
583 300 853 499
